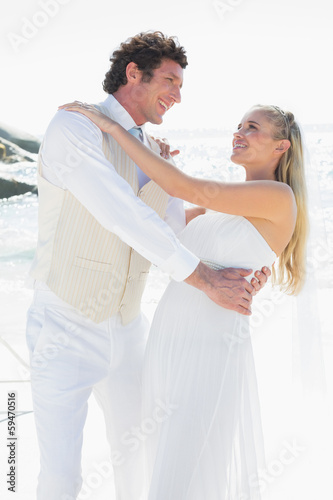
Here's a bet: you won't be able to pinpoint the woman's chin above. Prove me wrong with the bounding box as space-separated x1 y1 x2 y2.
230 153 243 165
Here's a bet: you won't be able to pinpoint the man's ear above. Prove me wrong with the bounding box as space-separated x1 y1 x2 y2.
126 62 140 83
274 139 291 156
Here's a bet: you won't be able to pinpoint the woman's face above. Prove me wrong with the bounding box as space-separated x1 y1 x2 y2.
231 108 280 169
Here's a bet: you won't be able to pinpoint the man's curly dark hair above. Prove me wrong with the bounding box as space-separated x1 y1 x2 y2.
103 31 188 94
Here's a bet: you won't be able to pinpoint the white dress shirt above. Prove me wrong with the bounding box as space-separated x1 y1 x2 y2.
39 94 199 281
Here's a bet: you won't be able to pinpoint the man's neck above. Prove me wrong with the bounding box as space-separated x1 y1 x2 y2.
112 90 145 126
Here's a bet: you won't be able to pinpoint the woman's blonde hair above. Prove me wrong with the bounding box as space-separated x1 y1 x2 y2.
253 105 309 295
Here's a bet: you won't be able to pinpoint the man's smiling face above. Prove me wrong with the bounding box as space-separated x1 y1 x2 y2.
129 58 183 125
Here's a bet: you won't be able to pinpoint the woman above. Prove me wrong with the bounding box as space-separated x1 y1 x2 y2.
60 102 308 499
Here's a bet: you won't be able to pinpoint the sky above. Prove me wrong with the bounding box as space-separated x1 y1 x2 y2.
2 0 333 137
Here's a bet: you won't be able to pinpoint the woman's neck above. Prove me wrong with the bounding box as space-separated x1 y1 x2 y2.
244 164 277 182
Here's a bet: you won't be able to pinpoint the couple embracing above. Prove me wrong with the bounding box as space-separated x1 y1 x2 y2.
26 31 307 500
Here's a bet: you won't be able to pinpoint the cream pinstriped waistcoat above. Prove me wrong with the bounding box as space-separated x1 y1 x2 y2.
30 106 169 324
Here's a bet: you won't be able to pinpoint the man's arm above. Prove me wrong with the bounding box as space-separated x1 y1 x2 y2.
185 263 256 315
163 196 187 236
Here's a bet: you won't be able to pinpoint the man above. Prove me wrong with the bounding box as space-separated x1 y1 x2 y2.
26 31 269 500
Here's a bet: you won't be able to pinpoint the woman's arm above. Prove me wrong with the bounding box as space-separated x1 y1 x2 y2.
59 102 295 222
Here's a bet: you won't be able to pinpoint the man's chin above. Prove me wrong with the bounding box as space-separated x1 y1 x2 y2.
148 119 163 127
153 115 164 125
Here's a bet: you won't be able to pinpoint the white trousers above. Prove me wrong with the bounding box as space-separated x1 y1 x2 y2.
26 288 149 500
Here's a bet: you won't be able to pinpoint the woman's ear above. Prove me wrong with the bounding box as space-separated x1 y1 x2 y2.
274 139 291 156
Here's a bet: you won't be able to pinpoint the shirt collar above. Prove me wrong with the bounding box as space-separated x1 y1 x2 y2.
101 94 146 133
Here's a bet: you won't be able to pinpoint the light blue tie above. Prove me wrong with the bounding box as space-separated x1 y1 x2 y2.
128 127 150 187
128 127 144 142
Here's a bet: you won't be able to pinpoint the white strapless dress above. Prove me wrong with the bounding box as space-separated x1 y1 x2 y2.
142 212 277 500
